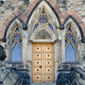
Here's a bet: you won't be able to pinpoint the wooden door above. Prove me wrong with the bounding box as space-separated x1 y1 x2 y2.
32 43 55 83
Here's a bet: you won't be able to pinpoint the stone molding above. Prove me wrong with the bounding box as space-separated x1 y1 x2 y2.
0 0 85 40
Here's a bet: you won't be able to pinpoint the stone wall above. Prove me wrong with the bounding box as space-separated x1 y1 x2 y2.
0 0 29 29
56 0 85 24
0 0 85 27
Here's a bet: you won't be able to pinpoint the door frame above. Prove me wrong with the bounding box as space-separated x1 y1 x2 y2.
32 42 55 83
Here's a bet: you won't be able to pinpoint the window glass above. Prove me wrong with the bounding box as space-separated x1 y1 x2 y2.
65 24 76 62
11 43 22 62
11 27 22 62
66 43 76 62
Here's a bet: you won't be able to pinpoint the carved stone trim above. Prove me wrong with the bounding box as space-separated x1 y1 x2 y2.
30 25 56 42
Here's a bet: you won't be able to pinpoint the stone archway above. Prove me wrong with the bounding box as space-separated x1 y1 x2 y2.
30 22 56 83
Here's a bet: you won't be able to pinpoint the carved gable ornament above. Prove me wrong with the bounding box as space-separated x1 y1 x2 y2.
30 6 56 42
35 29 52 39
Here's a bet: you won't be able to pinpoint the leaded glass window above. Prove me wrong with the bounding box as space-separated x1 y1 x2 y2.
11 25 22 62
65 23 76 62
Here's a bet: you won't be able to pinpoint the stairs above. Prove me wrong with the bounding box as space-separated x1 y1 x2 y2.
32 83 56 85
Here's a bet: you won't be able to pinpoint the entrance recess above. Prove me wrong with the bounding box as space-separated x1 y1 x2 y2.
32 43 55 83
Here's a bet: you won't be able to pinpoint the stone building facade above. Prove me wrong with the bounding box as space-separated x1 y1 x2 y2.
0 0 85 84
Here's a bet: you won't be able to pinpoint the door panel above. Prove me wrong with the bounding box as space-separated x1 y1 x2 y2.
33 53 42 59
46 68 54 74
45 60 54 66
33 67 41 73
34 46 42 52
45 74 54 82
33 60 42 66
33 74 42 82
45 53 53 59
32 43 54 83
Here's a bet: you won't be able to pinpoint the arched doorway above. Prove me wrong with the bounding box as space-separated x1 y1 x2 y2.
31 24 56 83
27 1 59 83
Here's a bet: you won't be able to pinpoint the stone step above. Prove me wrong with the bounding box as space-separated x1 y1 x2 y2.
32 83 56 85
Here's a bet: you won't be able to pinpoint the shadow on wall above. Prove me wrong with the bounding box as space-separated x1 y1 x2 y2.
16 70 30 85
0 63 31 85
0 0 4 7
0 45 6 61
56 62 85 85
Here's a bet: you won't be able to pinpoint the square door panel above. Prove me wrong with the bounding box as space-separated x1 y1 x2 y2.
45 75 54 82
45 44 53 52
33 60 42 66
46 68 54 74
33 68 41 74
35 46 42 52
33 75 42 82
45 47 52 52
45 53 53 59
46 60 54 66
33 53 42 59
46 75 52 81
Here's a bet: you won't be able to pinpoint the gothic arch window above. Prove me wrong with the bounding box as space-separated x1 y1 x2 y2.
33 6 55 32
10 25 22 62
65 23 76 62
31 7 56 42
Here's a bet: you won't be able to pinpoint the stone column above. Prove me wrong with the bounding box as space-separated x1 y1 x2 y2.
76 41 82 62
54 41 60 80
22 31 28 67
27 41 32 84
61 36 65 63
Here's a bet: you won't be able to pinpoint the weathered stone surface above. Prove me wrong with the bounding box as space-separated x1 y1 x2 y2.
0 0 29 29
56 0 85 23
0 0 85 84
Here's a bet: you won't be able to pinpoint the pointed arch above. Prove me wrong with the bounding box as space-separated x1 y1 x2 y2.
2 17 23 62
31 25 56 42
64 15 84 39
26 0 61 26
65 24 76 62
1 16 24 42
8 25 22 62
